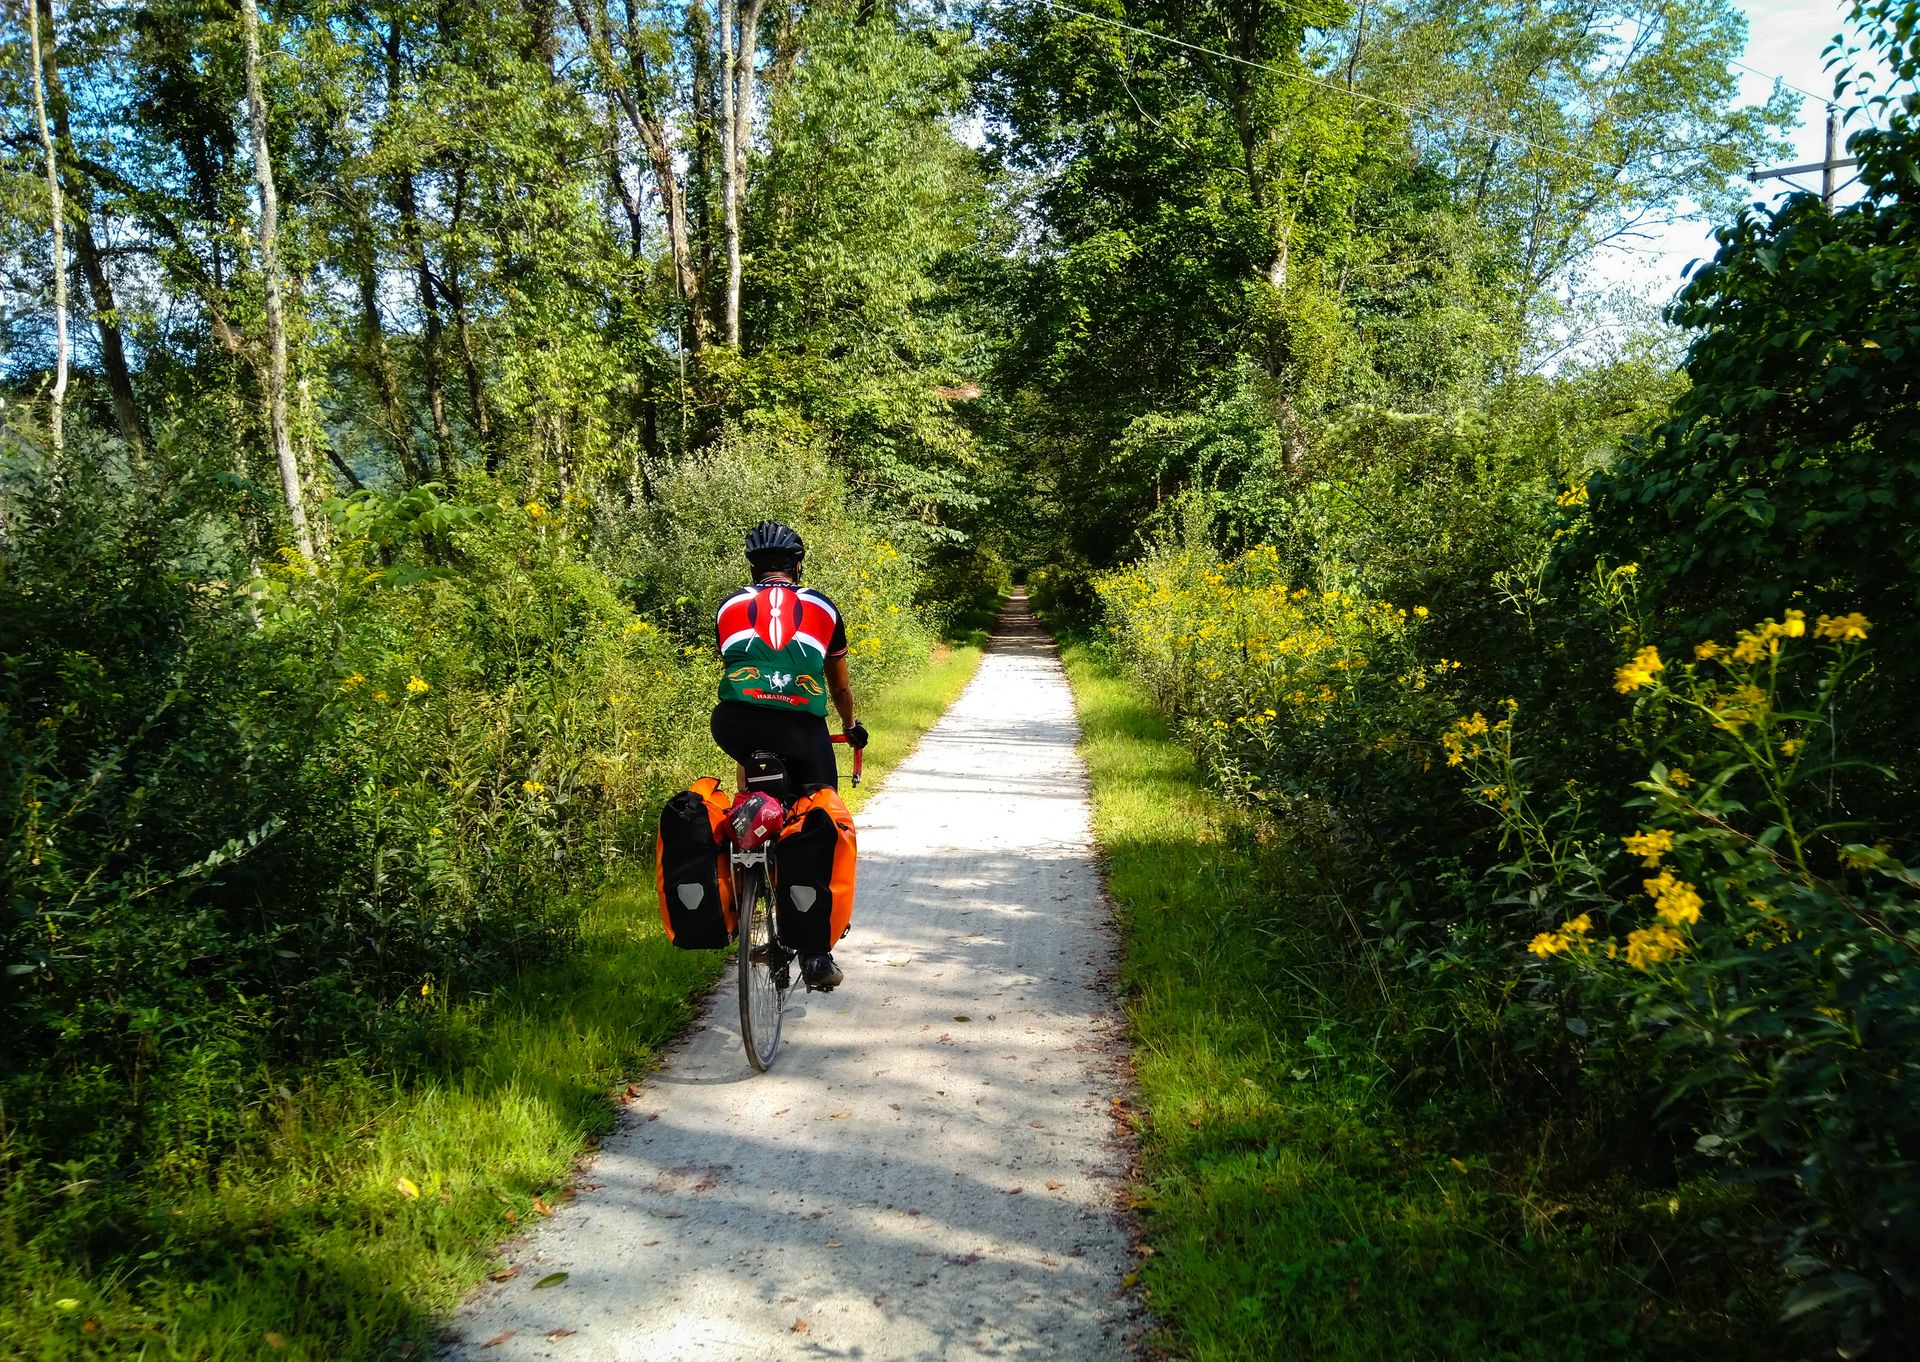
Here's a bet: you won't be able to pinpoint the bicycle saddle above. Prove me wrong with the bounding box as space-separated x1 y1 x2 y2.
744 750 790 801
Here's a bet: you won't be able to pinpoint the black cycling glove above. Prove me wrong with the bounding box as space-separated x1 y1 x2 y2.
845 720 870 750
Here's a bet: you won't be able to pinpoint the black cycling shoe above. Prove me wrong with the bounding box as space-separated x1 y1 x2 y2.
801 953 843 991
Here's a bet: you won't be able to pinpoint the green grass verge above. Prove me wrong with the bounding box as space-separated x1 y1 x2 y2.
1059 640 1753 1362
3 642 986 1361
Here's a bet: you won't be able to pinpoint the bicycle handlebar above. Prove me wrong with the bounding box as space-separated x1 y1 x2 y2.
830 732 864 786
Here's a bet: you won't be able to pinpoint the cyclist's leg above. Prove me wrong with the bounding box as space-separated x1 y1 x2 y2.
784 713 838 793
711 701 836 794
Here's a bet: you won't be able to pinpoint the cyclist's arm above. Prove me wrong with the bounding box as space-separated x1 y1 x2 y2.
826 654 856 730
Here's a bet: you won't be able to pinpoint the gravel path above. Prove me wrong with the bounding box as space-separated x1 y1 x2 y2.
445 594 1136 1361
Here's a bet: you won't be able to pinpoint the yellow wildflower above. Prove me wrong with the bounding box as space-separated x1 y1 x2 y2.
1815 612 1870 642
525 501 547 519
523 780 546 794
1780 737 1801 757
1693 641 1721 661
1622 829 1674 867
372 690 389 703
1782 609 1806 638
1669 768 1694 788
1565 913 1594 937
1413 606 1430 618
406 675 430 695
1644 870 1703 927
1614 645 1663 693
1556 483 1589 508
341 673 367 689
1528 932 1568 958
1625 922 1686 970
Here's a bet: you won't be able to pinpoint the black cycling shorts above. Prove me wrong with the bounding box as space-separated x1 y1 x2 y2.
710 700 839 793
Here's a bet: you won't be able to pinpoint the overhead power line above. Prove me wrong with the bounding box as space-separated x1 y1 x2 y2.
1729 57 1837 110
1028 0 1646 175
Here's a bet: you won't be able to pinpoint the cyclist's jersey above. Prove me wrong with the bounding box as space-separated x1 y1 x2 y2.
715 578 848 717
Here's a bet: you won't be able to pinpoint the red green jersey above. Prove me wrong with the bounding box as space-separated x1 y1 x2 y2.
714 578 848 716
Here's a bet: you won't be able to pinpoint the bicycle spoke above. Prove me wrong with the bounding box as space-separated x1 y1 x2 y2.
736 864 784 1070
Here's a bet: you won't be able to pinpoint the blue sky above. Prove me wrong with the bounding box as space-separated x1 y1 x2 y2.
1597 0 1872 296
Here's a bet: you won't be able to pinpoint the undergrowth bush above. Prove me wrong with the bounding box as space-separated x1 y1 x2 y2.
2 431 945 1325
1462 608 1920 1350
1098 533 1457 859
593 427 934 689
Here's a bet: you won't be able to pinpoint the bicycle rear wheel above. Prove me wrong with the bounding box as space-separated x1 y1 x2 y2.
736 863 787 1071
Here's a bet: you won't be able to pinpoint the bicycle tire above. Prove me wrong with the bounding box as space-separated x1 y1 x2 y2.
736 863 786 1071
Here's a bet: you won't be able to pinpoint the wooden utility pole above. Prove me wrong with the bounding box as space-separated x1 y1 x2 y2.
26 0 68 456
240 0 314 560
1748 107 1857 206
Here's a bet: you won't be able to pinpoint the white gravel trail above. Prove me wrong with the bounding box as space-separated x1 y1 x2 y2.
445 594 1136 1361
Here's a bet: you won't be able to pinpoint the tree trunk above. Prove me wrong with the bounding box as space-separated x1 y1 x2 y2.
37 0 144 453
352 218 424 484
26 0 67 456
387 22 454 482
568 0 709 352
241 0 314 559
726 0 765 348
719 0 740 346
444 162 496 467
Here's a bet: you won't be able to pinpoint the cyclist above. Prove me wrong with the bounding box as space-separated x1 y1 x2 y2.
709 520 867 991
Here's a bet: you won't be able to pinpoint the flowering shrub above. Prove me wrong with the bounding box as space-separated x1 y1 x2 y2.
1097 535 1462 852
1455 608 1920 1343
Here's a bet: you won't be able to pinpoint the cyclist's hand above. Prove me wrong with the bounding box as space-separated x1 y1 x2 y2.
845 720 870 750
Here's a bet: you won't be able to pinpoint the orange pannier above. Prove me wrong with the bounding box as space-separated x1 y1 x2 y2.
772 786 857 953
656 777 736 949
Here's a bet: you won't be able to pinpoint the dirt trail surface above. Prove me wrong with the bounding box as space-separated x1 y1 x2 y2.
446 594 1135 1361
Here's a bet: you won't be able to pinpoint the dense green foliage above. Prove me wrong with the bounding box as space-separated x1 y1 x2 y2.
1062 641 1775 1362
1030 4 1920 1356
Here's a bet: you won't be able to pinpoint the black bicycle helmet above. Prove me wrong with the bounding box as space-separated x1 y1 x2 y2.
744 520 805 576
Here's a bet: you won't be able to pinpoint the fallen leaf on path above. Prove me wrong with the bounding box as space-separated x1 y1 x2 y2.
946 1251 982 1267
396 1177 420 1200
1006 1186 1025 1195
887 1103 900 1111
791 1319 810 1333
547 1329 577 1340
938 1033 952 1043
826 1240 844 1248
827 1110 850 1119
1045 1180 1064 1191
773 1108 789 1116
953 1015 971 1022
533 1197 554 1216
483 1332 514 1349
503 1210 519 1224
556 1189 577 1202
533 1272 569 1289
489 1267 521 1282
